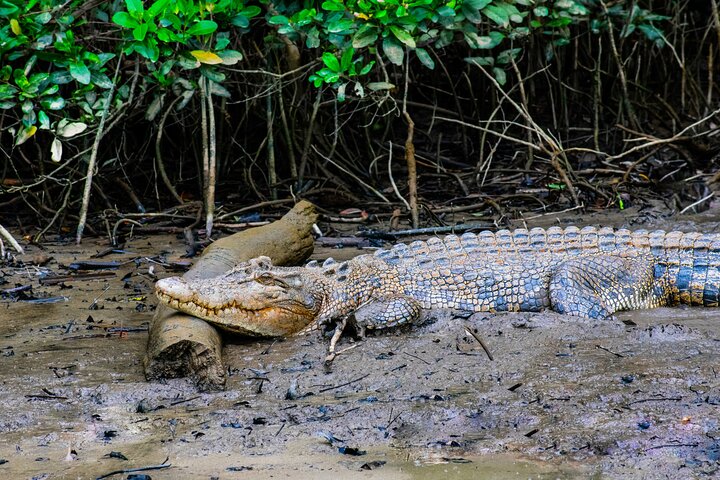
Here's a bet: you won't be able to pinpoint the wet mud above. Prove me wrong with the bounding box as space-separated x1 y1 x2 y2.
1 208 719 479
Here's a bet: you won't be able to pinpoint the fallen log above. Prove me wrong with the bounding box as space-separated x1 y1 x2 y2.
144 200 318 391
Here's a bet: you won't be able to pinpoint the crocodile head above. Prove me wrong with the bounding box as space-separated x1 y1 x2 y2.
155 257 324 336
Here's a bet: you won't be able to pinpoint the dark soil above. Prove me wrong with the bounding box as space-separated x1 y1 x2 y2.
1 204 719 479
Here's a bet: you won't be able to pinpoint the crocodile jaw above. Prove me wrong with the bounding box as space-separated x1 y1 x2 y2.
155 276 317 337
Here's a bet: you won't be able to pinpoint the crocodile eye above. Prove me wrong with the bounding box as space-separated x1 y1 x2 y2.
254 272 289 288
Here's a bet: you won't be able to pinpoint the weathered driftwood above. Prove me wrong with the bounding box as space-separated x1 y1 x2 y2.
144 200 318 391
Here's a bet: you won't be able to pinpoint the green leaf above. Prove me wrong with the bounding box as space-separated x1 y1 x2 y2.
51 137 62 162
337 82 347 102
15 125 37 146
269 15 289 25
215 36 230 51
322 1 345 11
13 70 30 90
307 27 320 48
389 25 416 48
133 23 149 41
57 119 87 138
97 53 116 66
0 84 18 101
231 14 249 28
50 70 73 85
462 3 483 23
209 81 231 98
436 5 455 17
464 32 500 49
126 0 144 16
40 96 65 110
492 67 506 85
147 0 170 18
638 24 665 45
533 6 549 17
0 1 19 16
328 18 354 33
353 24 378 48
146 94 164 121
38 110 49 129
112 11 140 28
496 48 522 65
415 48 435 69
21 100 33 114
133 41 160 62
367 82 395 91
187 20 218 36
359 61 375 75
91 72 113 89
483 5 509 27
217 49 243 65
322 52 341 72
340 47 354 71
35 12 52 24
199 66 225 83
354 82 364 98
465 0 492 8
382 36 404 66
69 62 91 85
465 56 494 66
241 6 261 18
40 85 60 97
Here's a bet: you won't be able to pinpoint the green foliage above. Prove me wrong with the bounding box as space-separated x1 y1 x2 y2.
0 0 117 148
0 0 672 153
270 0 669 90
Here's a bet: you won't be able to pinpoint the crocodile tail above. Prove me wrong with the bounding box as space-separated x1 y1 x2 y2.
645 231 720 307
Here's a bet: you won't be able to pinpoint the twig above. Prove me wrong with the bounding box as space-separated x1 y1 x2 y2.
201 76 217 238
600 0 640 130
387 141 411 211
312 146 391 203
155 95 184 205
595 344 623 357
464 326 494 361
520 204 584 221
403 49 419 229
318 373 369 393
0 224 24 254
96 457 171 479
76 53 122 245
217 198 295 220
679 192 714 214
266 80 278 200
297 88 322 186
607 106 720 161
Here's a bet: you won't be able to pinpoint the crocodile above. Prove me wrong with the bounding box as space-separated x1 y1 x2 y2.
155 226 720 353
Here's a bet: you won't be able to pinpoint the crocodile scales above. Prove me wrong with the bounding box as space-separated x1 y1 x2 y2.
155 226 720 342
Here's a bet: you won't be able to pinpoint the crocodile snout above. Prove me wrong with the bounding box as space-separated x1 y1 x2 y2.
155 276 193 303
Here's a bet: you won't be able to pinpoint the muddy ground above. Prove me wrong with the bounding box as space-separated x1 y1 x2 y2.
1 206 719 479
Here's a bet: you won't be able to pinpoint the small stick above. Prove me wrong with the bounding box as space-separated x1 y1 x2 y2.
76 54 122 245
318 373 370 393
679 192 714 215
40 272 116 286
0 224 24 254
95 457 171 479
464 326 494 361
595 344 624 357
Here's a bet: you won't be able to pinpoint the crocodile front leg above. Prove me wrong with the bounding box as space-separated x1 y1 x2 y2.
325 295 423 363
549 253 670 320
